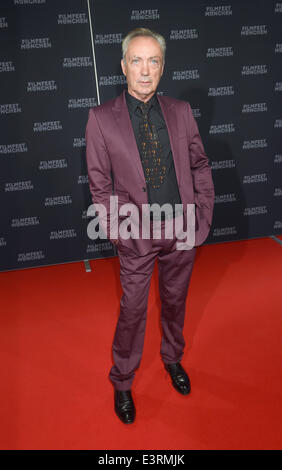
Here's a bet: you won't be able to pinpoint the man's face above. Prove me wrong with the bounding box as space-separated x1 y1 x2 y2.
121 36 164 102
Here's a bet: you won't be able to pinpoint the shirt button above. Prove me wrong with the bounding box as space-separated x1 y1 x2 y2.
142 187 146 192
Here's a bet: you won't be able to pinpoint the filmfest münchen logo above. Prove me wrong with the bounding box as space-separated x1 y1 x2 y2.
274 221 282 229
39 159 67 170
243 173 267 184
206 47 233 57
192 108 201 118
63 57 92 68
214 193 237 204
209 123 235 135
242 103 267 113
131 9 160 20
57 14 88 24
78 175 88 184
87 242 113 253
44 195 72 206
95 34 123 44
0 143 28 154
50 229 77 240
99 75 126 86
244 206 267 216
0 61 15 72
274 154 282 163
172 70 200 80
170 29 198 40
242 139 267 149
68 98 97 109
241 65 267 75
12 216 39 227
5 180 34 191
27 81 57 92
241 25 267 36
14 0 46 4
208 86 234 96
213 226 237 237
18 251 45 262
0 237 7 247
33 121 62 132
73 137 85 148
211 159 236 170
0 17 8 28
21 38 51 49
0 104 21 114
274 188 282 196
205 6 232 16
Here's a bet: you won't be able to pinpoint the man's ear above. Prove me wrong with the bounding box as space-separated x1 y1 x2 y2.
121 59 126 76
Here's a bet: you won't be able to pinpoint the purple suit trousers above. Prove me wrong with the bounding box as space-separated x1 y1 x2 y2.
109 219 196 390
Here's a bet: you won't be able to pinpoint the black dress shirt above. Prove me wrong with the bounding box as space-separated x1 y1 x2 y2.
125 91 182 214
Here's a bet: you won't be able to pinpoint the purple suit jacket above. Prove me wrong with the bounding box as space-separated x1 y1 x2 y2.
86 89 214 255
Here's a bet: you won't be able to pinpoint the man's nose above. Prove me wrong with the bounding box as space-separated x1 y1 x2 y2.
140 60 149 75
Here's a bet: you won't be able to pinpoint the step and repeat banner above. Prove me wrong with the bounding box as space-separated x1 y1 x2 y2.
0 0 281 271
0 0 115 272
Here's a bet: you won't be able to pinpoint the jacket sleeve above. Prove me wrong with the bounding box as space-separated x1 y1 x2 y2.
186 103 215 244
85 107 117 242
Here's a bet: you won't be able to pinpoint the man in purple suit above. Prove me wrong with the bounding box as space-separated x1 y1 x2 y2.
86 28 214 424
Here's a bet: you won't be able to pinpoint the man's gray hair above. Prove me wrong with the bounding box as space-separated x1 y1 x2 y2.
122 28 166 63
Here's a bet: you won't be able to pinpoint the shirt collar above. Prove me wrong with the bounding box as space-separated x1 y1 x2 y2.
125 90 159 114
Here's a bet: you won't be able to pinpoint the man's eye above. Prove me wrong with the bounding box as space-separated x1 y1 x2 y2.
132 59 139 64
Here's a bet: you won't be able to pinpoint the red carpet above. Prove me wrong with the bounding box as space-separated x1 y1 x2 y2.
0 237 281 449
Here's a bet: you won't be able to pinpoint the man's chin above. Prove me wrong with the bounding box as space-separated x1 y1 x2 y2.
137 87 154 97
128 87 155 101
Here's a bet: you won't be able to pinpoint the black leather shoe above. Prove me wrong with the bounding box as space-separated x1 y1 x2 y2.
164 362 191 395
114 390 135 424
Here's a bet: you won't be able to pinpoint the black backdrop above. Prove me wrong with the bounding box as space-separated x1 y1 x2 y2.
0 0 281 272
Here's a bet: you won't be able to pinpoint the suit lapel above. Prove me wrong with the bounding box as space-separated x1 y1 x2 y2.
112 90 146 184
